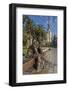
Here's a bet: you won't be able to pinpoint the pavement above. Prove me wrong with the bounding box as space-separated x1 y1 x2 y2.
43 48 57 73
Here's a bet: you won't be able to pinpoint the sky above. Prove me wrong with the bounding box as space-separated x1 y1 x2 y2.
26 15 57 36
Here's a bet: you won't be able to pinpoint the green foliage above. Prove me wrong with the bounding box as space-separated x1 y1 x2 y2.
23 15 48 57
33 25 47 46
23 48 28 57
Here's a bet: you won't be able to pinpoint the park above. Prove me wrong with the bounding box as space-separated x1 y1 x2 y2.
23 15 57 75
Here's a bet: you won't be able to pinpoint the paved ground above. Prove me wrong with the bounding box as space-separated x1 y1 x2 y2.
23 48 57 75
43 48 57 73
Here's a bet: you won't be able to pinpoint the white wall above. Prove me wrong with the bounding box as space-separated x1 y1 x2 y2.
0 0 68 89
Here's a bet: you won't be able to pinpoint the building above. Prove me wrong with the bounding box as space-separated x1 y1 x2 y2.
46 23 53 44
46 31 52 43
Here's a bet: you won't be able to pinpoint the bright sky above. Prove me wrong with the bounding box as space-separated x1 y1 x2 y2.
28 15 57 36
